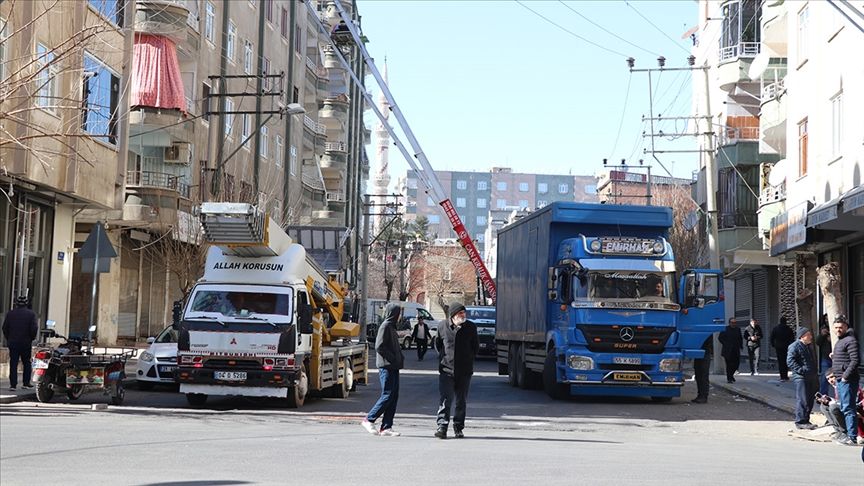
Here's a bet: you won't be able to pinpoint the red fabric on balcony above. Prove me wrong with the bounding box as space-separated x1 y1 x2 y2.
131 33 186 111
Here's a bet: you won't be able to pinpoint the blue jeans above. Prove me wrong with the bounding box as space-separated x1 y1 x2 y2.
366 368 399 431
835 379 860 441
818 358 832 396
793 374 818 424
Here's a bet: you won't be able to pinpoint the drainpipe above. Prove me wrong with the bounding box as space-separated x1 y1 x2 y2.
344 54 357 229
282 0 297 224
353 56 365 281
214 2 231 197
253 0 266 197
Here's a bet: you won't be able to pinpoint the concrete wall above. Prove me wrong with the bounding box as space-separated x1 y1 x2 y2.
47 205 75 336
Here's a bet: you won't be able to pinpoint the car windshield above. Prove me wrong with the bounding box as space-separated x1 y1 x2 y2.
466 308 496 321
155 327 178 343
577 271 677 302
189 288 292 319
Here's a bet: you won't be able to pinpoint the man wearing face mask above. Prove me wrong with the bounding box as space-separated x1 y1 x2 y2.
434 302 479 439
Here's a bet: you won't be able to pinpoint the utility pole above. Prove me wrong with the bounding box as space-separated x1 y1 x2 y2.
359 194 371 343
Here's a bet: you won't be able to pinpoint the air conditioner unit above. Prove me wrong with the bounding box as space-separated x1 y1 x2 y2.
164 143 191 164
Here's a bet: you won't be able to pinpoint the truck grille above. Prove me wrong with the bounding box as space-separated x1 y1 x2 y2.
578 325 673 354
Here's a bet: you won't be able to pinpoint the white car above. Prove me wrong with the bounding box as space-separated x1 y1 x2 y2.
135 327 179 390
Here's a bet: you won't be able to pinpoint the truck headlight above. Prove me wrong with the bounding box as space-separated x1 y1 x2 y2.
653 241 665 253
140 351 154 362
659 358 681 372
567 355 594 370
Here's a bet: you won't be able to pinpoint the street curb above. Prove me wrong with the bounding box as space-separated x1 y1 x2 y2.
0 376 139 405
712 380 795 415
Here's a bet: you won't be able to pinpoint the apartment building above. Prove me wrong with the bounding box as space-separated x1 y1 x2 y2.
597 169 693 205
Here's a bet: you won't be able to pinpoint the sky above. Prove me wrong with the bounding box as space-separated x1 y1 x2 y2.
356 0 702 188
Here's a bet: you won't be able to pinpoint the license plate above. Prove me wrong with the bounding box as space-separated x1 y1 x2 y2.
613 372 643 382
158 365 177 374
214 371 247 381
613 357 641 365
33 359 49 369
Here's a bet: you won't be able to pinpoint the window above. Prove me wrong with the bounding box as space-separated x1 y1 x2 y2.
264 0 273 23
496 181 507 191
290 146 297 175
294 23 302 53
518 182 529 192
204 2 215 43
0 18 8 83
518 200 529 209
537 200 548 208
427 197 434 206
558 183 569 194
496 199 507 209
798 118 808 176
226 22 236 61
797 5 809 64
202 83 211 122
243 40 253 74
456 197 466 208
88 0 123 26
262 57 271 91
477 181 488 190
82 53 119 144
476 216 487 226
477 198 486 208
260 126 269 157
224 99 234 136
407 179 418 189
275 135 283 167
281 7 289 38
584 184 597 195
36 44 57 111
456 180 467 190
428 214 440 224
538 183 548 193
242 114 251 140
831 93 842 158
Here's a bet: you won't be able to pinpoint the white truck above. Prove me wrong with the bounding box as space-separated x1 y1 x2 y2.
175 203 368 407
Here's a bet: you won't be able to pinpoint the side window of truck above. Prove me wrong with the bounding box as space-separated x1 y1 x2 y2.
700 274 720 304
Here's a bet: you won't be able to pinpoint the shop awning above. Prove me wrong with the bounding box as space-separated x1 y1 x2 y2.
807 185 864 231
842 184 864 214
806 197 841 228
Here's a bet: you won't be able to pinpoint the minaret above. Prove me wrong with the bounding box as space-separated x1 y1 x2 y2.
373 57 392 232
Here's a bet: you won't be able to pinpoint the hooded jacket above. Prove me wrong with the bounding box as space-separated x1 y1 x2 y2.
436 303 479 377
375 304 404 370
831 329 860 383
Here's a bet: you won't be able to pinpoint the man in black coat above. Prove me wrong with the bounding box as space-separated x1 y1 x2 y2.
830 315 860 446
361 303 405 437
770 316 795 381
719 317 743 384
434 302 478 439
742 318 763 375
2 296 38 391
787 327 818 430
411 319 432 361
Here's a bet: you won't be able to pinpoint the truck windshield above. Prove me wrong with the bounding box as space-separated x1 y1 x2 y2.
189 289 292 319
577 271 677 302
466 308 496 321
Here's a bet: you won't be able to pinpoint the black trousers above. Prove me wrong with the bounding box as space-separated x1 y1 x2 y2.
437 373 471 430
775 346 789 380
415 338 428 360
724 355 740 382
694 357 710 399
8 342 32 388
793 374 818 424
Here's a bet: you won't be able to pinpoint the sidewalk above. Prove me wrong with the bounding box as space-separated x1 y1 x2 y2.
711 371 797 415
1 357 139 404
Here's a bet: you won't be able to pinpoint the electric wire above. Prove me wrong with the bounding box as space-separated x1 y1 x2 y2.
557 1 663 57
609 73 633 160
515 0 631 58
624 0 691 55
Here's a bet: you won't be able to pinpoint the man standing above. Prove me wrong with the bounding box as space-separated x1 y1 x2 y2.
815 315 833 395
434 302 478 439
719 317 743 383
411 318 432 361
786 327 818 430
361 303 405 437
770 316 795 381
743 318 763 375
2 296 38 391
830 315 860 446
691 337 713 404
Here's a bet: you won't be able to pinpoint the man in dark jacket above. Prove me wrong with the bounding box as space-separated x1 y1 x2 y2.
2 296 38 391
434 302 478 439
830 315 860 446
719 317 743 383
361 303 405 437
787 327 818 430
815 314 833 395
743 318 763 375
411 319 432 361
770 316 795 381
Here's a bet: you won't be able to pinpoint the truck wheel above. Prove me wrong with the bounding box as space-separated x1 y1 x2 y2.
36 381 54 403
543 351 568 400
67 385 85 400
186 393 208 407
331 358 353 399
287 366 308 408
509 344 526 388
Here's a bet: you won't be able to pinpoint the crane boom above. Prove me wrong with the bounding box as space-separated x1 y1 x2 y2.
316 1 497 302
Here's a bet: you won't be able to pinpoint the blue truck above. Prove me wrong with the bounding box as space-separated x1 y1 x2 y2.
495 202 725 401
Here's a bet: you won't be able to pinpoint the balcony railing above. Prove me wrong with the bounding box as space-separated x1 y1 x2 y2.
718 126 760 146
326 191 346 202
759 180 786 207
127 170 191 199
324 141 347 152
761 79 785 103
719 42 761 62
303 115 327 136
719 211 758 229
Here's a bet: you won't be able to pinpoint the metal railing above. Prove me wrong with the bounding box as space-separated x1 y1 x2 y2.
761 79 785 103
302 115 327 135
306 56 317 72
719 41 761 62
326 191 346 202
126 170 191 199
324 141 347 152
759 181 786 206
718 126 760 146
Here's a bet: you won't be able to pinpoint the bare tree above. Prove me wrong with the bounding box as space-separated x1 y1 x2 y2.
816 262 843 349
420 249 477 312
652 185 707 271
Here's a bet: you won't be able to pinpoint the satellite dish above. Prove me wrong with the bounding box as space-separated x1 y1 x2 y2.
683 211 699 231
768 159 787 186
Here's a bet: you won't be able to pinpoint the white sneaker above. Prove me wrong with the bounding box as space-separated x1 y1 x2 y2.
379 429 401 437
361 420 378 435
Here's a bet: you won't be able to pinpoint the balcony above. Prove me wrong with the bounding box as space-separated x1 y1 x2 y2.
717 42 760 92
326 191 347 205
760 79 787 155
320 95 350 129
761 0 788 57
134 1 190 43
126 170 191 199
303 115 327 136
325 141 347 154
322 0 354 28
320 151 347 174
757 180 786 244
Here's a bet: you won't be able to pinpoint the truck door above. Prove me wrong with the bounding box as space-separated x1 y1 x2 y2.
677 270 725 357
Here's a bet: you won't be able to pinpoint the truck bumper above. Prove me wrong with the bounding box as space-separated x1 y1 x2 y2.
180 383 289 398
562 349 683 397
566 384 681 398
176 367 299 389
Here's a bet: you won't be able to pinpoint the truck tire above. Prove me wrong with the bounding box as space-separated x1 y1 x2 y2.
543 351 568 400
331 358 353 399
186 393 208 407
287 366 308 408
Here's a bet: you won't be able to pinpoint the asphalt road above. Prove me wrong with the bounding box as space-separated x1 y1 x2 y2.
2 351 862 485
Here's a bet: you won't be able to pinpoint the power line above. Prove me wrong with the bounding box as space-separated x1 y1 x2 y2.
557 1 663 57
515 0 630 58
624 1 691 55
609 73 633 159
